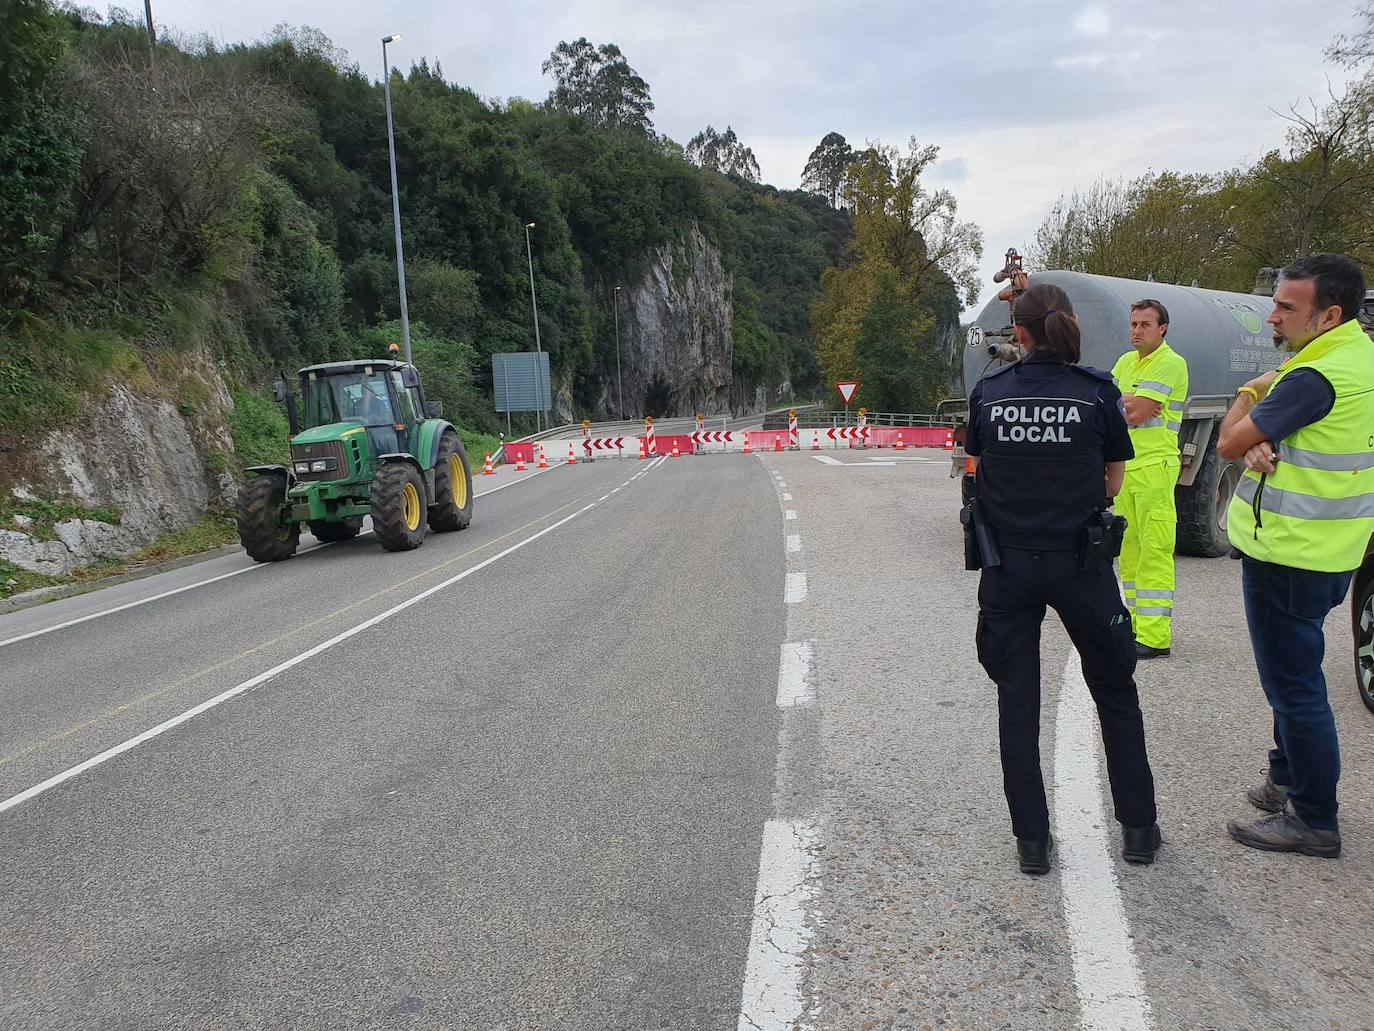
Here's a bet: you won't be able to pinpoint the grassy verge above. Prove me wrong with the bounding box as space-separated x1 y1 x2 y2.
0 496 123 541
0 507 240 602
461 429 502 464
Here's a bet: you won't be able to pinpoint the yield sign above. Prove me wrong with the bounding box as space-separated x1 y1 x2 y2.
836 381 859 405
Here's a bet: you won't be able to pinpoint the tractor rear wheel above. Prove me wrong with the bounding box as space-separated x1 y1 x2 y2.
428 431 473 532
236 474 300 562
309 517 363 543
371 462 427 552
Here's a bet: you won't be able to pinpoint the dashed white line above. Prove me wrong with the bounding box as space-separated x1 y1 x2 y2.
775 641 814 707
784 571 807 604
0 502 601 817
781 492 793 501
736 819 821 1031
1053 652 1154 1031
785 535 801 554
784 510 797 521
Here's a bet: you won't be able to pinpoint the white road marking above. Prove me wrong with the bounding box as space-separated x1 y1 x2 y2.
1053 652 1154 1031
0 535 356 650
785 535 801 554
810 455 895 467
811 455 843 466
784 510 797 521
472 460 560 495
775 641 813 707
781 492 793 501
784 571 807 604
0 503 600 817
736 819 821 1031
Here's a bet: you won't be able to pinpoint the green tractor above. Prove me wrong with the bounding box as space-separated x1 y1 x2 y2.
236 351 473 562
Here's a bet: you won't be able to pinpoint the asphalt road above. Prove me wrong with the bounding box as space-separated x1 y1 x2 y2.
2 449 1371 1030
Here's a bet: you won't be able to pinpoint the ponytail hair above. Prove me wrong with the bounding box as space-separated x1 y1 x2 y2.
1014 283 1081 364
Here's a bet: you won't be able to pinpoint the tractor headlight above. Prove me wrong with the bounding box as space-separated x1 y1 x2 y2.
294 462 311 474
311 459 329 472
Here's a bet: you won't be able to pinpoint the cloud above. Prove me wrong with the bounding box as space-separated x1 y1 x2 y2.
1053 54 1109 70
1074 4 1112 36
927 156 971 184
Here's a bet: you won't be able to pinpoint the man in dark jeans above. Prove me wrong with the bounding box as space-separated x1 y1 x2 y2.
1218 254 1374 858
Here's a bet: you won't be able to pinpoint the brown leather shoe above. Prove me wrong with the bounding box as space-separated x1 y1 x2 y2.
1227 805 1341 859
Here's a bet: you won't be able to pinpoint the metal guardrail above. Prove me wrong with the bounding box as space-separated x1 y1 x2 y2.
760 409 949 430
509 402 821 444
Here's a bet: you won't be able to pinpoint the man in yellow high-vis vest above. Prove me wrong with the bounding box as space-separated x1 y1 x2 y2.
1111 300 1188 659
1219 254 1374 859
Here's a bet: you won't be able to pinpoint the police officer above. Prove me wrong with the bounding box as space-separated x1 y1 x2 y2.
964 281 1162 876
1111 300 1189 658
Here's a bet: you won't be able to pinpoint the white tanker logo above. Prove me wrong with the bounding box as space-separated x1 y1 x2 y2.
989 403 1083 442
1212 297 1266 335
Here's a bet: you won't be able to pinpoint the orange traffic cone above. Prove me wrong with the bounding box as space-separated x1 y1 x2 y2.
566 442 577 464
671 441 681 457
482 452 495 476
774 435 783 452
538 446 549 469
944 429 954 451
895 432 906 451
811 433 820 451
638 439 647 460
742 434 752 454
515 453 527 471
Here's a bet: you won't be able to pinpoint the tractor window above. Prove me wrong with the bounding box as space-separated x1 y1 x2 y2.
303 373 395 429
390 372 419 425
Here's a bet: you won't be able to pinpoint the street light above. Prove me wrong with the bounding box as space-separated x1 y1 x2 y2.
523 221 545 433
613 286 624 419
381 33 412 365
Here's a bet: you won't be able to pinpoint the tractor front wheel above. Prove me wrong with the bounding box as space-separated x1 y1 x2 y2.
236 474 300 562
309 517 363 543
371 462 427 552
428 432 473 532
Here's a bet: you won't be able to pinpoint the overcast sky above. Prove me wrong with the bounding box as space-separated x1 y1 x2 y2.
132 0 1366 307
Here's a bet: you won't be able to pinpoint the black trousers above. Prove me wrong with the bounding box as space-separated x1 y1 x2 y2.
976 548 1157 840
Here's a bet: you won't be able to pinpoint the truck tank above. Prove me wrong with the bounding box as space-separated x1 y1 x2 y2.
958 271 1286 558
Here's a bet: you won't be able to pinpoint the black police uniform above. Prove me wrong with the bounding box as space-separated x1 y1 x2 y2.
965 352 1156 842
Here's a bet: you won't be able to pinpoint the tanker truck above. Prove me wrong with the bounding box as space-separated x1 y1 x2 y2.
945 259 1286 557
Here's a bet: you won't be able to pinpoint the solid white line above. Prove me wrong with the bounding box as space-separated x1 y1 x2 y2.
0 534 354 650
785 535 801 554
0 503 598 818
784 571 807 605
775 641 813 707
736 819 820 1031
472 460 559 495
1053 652 1154 1031
784 510 797 521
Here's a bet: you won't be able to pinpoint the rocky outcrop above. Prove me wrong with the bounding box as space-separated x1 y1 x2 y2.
590 223 736 419
1 346 235 575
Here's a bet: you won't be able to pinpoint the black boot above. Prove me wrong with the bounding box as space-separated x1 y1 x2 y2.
1017 835 1053 876
1122 823 1162 864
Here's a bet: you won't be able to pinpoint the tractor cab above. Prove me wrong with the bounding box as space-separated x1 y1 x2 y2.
290 359 435 462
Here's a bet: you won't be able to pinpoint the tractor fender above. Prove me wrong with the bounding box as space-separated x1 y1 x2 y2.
414 419 457 470
377 453 436 505
243 464 293 485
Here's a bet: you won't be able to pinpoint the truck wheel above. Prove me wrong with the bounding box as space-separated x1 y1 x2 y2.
1177 430 1240 558
428 431 473 532
309 517 363 543
1355 574 1374 714
371 462 426 552
236 474 300 562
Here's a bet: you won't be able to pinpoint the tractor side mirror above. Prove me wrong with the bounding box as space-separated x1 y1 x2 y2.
426 401 443 418
271 381 286 403
400 366 421 389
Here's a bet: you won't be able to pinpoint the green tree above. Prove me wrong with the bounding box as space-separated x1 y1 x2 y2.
686 125 761 182
0 0 86 304
801 132 853 208
542 38 654 137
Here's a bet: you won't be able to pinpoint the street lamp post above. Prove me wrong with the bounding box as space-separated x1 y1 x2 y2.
381 34 412 365
523 221 545 433
613 286 624 419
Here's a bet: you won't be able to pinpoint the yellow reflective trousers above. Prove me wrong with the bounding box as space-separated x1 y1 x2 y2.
1118 460 1177 649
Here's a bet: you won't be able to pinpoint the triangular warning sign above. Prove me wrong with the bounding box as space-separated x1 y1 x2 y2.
836 381 859 404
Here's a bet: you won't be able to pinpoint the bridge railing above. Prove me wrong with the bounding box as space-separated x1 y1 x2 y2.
759 409 948 430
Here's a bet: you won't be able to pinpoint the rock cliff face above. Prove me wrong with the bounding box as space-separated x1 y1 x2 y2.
1 345 235 576
589 223 738 419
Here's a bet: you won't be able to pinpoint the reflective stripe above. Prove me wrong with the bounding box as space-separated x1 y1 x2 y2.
1122 581 1136 591
1135 589 1174 600
1137 380 1174 396
1135 606 1173 616
1235 475 1374 520
1167 420 1182 431
1278 444 1374 472
1138 418 1164 429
